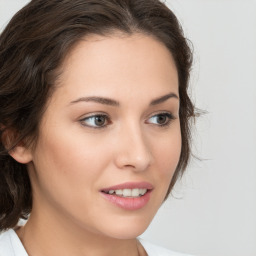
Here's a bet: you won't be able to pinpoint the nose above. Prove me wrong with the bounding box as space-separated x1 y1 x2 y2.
114 124 153 172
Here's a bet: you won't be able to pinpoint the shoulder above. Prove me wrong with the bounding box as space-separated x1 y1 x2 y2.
139 238 194 256
0 229 28 256
0 229 15 256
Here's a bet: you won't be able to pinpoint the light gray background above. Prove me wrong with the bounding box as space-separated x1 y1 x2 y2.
1 1 255 256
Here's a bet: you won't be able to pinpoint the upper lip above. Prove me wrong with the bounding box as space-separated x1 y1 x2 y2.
101 182 154 192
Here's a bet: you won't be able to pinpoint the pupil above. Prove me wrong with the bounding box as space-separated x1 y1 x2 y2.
95 116 105 126
157 115 166 124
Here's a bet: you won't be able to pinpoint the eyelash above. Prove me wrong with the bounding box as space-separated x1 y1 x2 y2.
79 112 175 129
147 112 175 127
79 114 111 129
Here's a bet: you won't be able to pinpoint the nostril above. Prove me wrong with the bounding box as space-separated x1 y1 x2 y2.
113 129 153 171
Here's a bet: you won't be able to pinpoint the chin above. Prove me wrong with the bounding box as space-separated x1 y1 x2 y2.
107 227 147 240
97 215 153 240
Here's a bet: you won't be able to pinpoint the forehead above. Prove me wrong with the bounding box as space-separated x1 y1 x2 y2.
55 33 179 102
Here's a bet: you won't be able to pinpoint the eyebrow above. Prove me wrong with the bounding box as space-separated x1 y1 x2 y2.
150 92 179 105
69 92 179 106
70 96 119 106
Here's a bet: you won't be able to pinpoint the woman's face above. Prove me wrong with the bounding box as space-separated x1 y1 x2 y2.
27 33 181 239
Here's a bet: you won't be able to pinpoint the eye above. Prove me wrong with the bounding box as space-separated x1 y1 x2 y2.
147 112 175 126
80 114 110 128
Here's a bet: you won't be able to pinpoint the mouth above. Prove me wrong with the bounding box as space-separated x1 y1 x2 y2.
101 188 148 198
100 182 153 210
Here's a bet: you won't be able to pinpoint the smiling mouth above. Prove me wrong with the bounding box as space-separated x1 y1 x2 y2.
100 182 153 210
101 188 148 198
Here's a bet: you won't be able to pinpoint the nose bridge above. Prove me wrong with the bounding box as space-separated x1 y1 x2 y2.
114 119 152 171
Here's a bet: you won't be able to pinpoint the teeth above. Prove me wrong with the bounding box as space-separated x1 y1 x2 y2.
116 190 123 196
131 188 139 197
106 188 148 197
139 188 147 195
123 189 132 197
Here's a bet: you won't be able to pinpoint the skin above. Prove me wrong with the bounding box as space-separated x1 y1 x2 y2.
13 33 181 256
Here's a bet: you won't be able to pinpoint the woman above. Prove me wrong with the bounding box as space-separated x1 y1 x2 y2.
0 0 195 255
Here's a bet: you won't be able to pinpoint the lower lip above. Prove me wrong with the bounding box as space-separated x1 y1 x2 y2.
101 191 151 210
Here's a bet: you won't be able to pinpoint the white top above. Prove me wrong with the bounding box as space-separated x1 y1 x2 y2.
0 229 193 256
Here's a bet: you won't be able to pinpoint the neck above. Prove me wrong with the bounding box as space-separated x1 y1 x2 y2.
16 208 145 256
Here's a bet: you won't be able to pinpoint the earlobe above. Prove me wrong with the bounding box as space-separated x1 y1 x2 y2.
1 127 33 164
9 145 33 164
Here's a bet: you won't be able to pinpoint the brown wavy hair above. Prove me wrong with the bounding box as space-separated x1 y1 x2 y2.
0 0 194 231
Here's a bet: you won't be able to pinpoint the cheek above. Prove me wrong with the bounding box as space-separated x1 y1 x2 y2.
31 128 112 197
29 128 115 225
36 123 106 165
153 129 182 178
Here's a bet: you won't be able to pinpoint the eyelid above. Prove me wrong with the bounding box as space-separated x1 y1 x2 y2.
79 112 111 129
146 110 176 120
146 111 176 126
78 111 176 129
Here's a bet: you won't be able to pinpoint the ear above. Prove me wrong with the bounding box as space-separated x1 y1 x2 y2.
1 128 33 164
9 144 33 164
